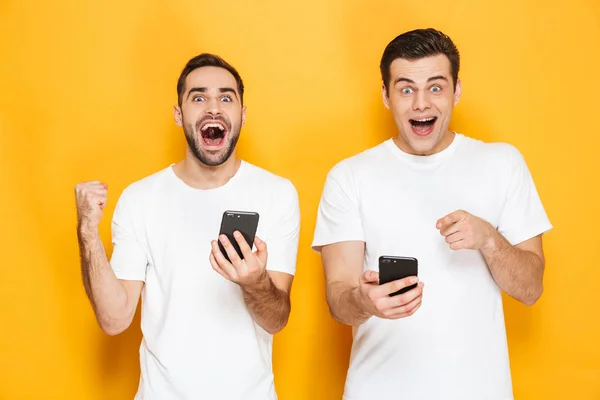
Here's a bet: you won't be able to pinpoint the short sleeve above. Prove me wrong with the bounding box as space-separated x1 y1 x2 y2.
497 146 552 245
263 180 300 275
311 162 365 252
110 188 148 281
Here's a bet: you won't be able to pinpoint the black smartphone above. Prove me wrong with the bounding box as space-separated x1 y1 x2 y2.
378 255 419 296
218 210 260 263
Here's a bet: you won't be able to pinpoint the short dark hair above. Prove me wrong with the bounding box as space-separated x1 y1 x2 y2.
380 28 460 94
176 53 245 106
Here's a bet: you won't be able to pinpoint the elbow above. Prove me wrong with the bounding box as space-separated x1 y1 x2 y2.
98 314 133 336
101 325 126 336
522 297 539 307
265 326 284 335
327 300 351 326
100 325 127 336
521 285 544 306
99 321 129 336
521 254 545 307
265 315 289 335
332 315 351 326
264 305 291 335
325 296 341 323
327 305 344 325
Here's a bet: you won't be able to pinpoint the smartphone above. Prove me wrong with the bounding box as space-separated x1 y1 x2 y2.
218 210 260 263
378 255 419 296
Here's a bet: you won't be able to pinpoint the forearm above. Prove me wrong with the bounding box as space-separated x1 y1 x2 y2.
77 226 131 334
327 281 371 326
241 272 291 334
481 231 544 306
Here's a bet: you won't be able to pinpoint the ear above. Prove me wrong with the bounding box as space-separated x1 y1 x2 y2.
174 105 183 127
241 105 247 127
453 79 462 106
382 84 390 109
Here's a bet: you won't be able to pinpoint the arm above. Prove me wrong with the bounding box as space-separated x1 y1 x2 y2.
75 182 143 335
210 233 293 334
321 241 424 327
313 163 423 326
322 241 370 326
437 210 545 306
240 270 292 334
481 233 544 306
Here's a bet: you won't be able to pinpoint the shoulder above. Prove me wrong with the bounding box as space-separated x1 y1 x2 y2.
326 141 390 181
457 134 524 167
243 162 298 199
117 166 173 204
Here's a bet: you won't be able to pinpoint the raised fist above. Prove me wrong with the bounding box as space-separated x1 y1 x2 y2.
75 181 108 230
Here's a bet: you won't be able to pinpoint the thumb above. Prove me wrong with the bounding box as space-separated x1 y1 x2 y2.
362 270 379 284
254 236 267 262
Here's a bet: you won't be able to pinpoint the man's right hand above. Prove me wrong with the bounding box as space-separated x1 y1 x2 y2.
356 270 424 320
75 181 108 231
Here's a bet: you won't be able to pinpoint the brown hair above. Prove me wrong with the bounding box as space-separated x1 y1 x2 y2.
380 28 460 94
176 53 245 106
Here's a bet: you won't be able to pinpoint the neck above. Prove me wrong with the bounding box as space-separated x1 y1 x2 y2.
173 149 241 190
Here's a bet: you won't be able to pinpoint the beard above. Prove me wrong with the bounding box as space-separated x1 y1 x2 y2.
183 113 241 167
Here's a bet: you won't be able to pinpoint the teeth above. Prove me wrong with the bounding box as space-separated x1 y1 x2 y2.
413 117 435 122
201 123 225 131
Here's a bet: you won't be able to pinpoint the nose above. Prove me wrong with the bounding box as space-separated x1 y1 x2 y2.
205 98 222 116
412 90 432 112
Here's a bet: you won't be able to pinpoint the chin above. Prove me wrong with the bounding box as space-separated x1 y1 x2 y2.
190 147 226 167
406 130 444 154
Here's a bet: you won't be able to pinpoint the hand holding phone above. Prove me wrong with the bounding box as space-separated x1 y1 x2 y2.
217 210 259 263
210 210 270 287
351 255 422 320
378 256 419 296
356 268 423 320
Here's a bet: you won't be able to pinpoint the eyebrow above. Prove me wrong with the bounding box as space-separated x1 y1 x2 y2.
186 87 238 99
394 75 449 85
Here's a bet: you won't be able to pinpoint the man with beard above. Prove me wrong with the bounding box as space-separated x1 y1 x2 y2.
312 29 551 399
74 54 300 399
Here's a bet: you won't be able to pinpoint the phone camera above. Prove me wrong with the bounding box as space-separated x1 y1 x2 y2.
227 214 233 218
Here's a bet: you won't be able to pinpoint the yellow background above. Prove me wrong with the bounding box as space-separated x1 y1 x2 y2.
1 0 599 398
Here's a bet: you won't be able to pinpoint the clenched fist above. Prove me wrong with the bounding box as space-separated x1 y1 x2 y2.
75 181 108 230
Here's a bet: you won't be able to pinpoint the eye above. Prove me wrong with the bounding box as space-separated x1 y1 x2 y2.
430 86 442 93
192 96 205 102
401 87 414 95
220 96 232 102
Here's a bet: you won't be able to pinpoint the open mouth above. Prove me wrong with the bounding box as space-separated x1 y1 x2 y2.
409 117 437 136
200 121 227 147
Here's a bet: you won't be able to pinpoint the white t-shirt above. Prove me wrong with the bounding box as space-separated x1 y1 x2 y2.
110 161 300 400
312 133 552 400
